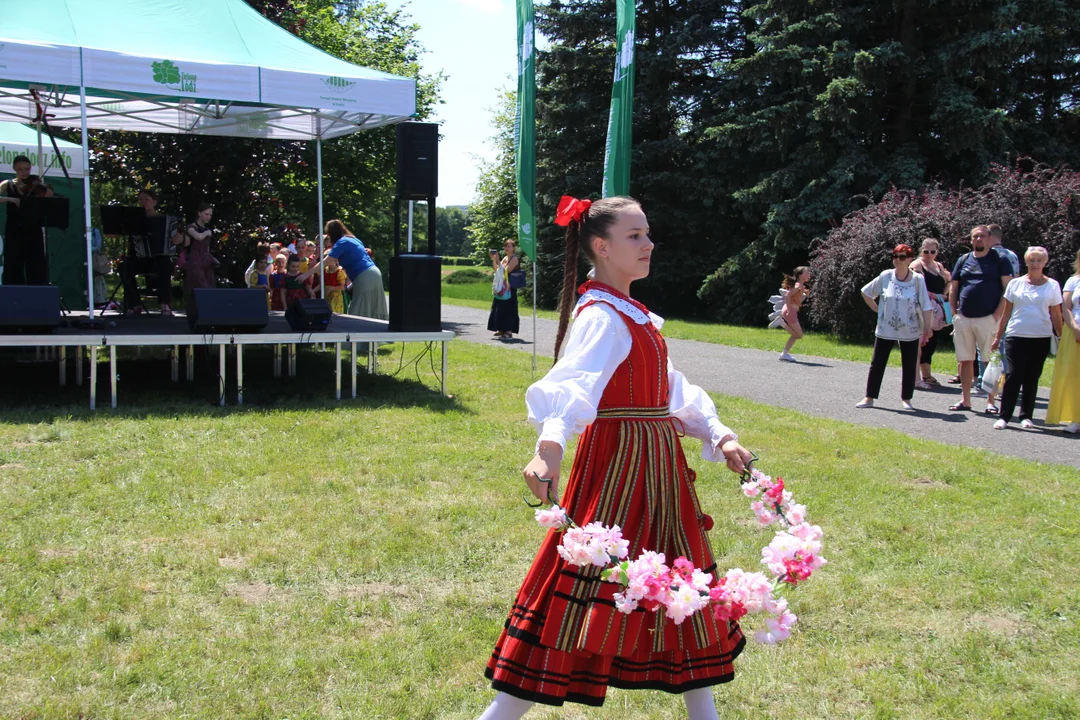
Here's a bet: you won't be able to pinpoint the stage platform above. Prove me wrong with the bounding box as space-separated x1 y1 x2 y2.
0 311 454 409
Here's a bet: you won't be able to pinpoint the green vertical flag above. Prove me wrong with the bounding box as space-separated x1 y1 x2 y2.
602 0 636 198
515 0 537 260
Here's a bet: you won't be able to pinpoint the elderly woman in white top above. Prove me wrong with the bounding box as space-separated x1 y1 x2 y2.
990 246 1064 429
856 243 934 410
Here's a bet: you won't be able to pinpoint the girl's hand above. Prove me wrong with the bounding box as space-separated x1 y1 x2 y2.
523 441 563 504
720 440 754 474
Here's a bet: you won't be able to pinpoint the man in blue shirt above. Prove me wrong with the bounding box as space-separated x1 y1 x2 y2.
948 225 1013 412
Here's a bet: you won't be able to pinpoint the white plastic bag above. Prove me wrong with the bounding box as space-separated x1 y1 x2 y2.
981 353 1004 395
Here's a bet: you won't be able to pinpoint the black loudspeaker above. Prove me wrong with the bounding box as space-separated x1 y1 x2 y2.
389 254 442 332
395 122 438 199
0 285 61 333
187 288 269 333
285 298 332 332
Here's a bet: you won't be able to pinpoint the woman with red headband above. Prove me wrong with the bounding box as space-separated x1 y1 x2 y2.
479 196 753 720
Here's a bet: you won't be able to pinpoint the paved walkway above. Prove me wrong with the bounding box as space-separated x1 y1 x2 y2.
443 304 1079 469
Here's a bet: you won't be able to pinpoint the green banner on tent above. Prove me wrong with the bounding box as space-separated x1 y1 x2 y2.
515 0 537 260
602 0 635 198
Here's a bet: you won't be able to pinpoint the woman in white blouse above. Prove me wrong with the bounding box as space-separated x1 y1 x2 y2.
856 244 934 410
1046 249 1080 432
991 246 1064 429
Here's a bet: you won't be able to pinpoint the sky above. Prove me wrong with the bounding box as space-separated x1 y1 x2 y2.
386 0 519 207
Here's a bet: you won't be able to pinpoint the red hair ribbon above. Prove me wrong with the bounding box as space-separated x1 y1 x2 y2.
554 196 592 226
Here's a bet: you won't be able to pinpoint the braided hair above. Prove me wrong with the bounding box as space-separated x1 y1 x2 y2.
552 196 642 362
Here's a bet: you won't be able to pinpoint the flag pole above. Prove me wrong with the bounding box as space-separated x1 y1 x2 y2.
516 0 537 370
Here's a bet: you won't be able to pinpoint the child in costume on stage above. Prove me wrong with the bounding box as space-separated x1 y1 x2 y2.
321 256 348 313
479 196 754 720
248 256 272 308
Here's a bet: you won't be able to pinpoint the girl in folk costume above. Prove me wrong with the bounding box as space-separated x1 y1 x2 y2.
479 196 753 720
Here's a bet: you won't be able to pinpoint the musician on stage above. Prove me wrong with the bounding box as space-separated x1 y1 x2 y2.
0 155 49 285
118 188 179 316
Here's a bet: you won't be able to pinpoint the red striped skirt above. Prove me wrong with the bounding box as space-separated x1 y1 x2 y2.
485 407 746 706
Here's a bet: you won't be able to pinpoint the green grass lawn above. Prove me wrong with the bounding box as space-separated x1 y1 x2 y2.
441 279 1057 386
1 341 1078 718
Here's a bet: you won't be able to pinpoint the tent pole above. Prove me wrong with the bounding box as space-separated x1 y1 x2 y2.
407 201 414 252
80 84 94 319
316 136 325 299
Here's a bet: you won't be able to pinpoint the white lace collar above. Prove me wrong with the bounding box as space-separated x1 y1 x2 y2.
574 288 665 329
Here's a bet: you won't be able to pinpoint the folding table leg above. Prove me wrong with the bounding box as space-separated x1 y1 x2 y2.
187 346 194 381
90 347 97 410
76 346 83 386
273 344 282 377
110 346 117 409
350 341 357 399
335 342 341 400
442 341 448 397
59 346 67 386
289 344 297 376
172 345 179 382
219 344 226 407
237 345 244 405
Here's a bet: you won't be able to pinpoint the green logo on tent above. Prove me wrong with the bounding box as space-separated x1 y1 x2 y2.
152 60 197 93
322 76 356 93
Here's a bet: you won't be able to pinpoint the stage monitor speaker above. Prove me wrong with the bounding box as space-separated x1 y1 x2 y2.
389 254 442 332
187 288 269 333
396 122 438 200
285 298 332 332
0 285 61 333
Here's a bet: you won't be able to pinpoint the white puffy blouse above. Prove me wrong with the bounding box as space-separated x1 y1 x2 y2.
526 289 737 462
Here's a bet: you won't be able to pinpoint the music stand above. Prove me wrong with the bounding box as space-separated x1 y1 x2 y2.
17 197 72 291
100 206 145 237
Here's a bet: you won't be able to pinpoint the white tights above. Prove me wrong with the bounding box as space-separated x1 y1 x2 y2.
477 688 718 720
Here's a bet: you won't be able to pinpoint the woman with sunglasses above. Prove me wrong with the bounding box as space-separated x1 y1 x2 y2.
910 238 952 387
856 244 934 410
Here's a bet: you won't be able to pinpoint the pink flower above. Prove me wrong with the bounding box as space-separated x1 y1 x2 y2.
672 557 695 582
753 612 796 644
742 483 761 498
535 505 570 530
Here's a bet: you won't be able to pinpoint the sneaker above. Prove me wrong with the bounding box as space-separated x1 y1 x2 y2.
767 314 786 329
856 399 874 408
1020 419 1035 429
993 419 1007 430
901 400 915 411
779 353 796 362
1066 422 1080 434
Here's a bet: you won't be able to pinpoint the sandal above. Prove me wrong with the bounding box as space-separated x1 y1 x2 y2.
984 405 1000 416
947 375 962 384
949 402 972 411
916 381 931 390
923 376 940 385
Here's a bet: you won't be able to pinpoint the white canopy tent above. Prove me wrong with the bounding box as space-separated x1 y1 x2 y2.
0 0 418 315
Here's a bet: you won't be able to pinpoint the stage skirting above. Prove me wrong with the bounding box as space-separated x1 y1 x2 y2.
0 311 454 409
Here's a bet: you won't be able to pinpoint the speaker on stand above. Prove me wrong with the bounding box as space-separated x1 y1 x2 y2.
389 122 443 333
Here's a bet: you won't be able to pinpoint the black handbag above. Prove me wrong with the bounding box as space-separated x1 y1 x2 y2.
508 266 526 289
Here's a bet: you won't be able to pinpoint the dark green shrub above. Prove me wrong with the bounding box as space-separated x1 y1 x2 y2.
444 267 490 284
